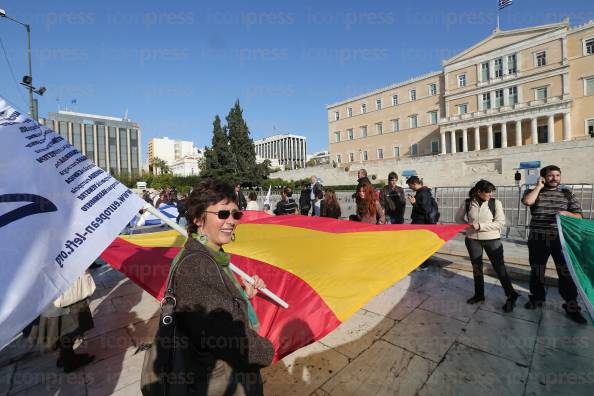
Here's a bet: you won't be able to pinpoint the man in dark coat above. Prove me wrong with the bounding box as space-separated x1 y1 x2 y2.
380 172 406 224
235 184 247 210
406 176 435 270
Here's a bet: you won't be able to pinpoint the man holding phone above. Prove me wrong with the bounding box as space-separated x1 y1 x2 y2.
522 165 586 324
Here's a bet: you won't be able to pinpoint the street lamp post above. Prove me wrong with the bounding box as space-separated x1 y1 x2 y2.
0 8 44 119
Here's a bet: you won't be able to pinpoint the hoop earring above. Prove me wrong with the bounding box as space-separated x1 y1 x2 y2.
197 227 208 244
231 233 236 242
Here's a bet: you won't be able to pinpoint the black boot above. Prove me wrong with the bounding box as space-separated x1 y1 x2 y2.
502 292 520 313
58 345 95 373
466 295 485 304
524 296 543 310
563 303 588 325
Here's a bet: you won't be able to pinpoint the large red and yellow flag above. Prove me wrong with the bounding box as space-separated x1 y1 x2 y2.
101 213 464 360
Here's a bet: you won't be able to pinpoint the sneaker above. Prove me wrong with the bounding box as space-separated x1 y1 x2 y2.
502 292 520 313
466 295 485 304
562 303 588 325
524 297 543 310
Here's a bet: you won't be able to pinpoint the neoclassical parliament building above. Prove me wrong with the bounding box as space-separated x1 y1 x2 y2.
327 20 594 171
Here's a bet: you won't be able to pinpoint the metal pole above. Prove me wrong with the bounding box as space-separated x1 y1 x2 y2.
25 24 34 118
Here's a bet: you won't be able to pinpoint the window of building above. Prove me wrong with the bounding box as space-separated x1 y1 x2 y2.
85 124 94 161
508 54 517 74
376 122 383 134
584 76 594 96
97 125 106 169
409 89 416 101
494 58 503 78
428 83 437 96
495 89 504 108
363 150 368 161
508 86 518 104
361 103 367 114
347 107 353 117
377 148 384 159
410 143 418 156
457 103 468 115
428 110 438 125
392 94 398 106
119 128 128 175
349 152 355 162
130 129 139 173
334 131 341 142
409 115 418 129
458 74 466 87
482 93 491 109
336 154 342 164
535 86 548 100
585 38 594 55
58 121 68 138
108 127 117 174
347 129 354 140
376 98 382 110
72 124 82 151
431 140 439 154
334 111 340 121
536 51 546 67
393 146 400 159
360 125 367 137
391 118 400 132
481 62 490 81
587 119 594 137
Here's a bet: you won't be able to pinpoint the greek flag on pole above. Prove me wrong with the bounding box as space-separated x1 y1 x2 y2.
0 97 144 349
498 0 513 10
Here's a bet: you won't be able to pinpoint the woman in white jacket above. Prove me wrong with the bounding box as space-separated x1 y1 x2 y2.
455 180 519 312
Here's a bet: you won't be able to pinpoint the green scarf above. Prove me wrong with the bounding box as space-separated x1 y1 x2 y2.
181 233 260 331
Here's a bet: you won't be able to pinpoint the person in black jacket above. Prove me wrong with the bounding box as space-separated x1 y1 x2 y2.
299 184 311 215
406 176 434 224
406 176 435 270
352 168 371 199
234 183 247 210
380 172 406 224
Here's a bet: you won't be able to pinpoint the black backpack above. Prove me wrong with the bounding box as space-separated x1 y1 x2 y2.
465 198 496 220
426 197 440 224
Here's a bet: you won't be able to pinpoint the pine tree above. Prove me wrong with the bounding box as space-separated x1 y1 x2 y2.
227 100 259 186
201 115 235 183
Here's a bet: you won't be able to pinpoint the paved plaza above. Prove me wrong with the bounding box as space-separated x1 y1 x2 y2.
1 240 594 395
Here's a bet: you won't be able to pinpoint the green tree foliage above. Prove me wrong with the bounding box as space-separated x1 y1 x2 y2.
151 157 170 175
201 115 236 183
226 100 262 186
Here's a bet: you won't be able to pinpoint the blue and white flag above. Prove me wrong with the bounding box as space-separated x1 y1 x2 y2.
498 0 513 10
135 203 179 226
0 97 144 349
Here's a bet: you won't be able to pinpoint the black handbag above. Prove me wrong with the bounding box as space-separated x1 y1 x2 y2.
140 254 196 396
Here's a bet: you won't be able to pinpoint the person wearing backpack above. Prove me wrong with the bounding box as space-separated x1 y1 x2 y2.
406 176 437 270
455 180 519 312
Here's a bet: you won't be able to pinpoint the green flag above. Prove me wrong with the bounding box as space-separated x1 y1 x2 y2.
558 215 594 323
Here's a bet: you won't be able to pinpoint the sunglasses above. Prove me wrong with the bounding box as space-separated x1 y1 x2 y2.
205 210 243 220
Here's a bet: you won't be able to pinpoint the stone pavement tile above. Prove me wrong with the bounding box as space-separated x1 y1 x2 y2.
525 342 594 396
363 282 429 321
0 364 15 395
310 388 331 396
479 280 541 323
457 309 537 365
537 303 594 359
126 318 159 347
262 342 349 396
85 347 145 396
382 308 465 363
92 280 142 301
76 328 135 363
418 287 481 323
88 297 117 319
8 353 59 394
418 343 528 396
8 371 86 395
318 310 394 360
320 340 436 396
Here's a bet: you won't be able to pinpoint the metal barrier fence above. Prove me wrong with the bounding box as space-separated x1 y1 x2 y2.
252 184 593 240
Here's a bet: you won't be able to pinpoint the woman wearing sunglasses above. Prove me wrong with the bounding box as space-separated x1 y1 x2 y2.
151 179 274 395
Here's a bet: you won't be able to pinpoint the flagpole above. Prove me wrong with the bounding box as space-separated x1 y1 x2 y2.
143 203 289 309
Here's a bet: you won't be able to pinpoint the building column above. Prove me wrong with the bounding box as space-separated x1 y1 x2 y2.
531 117 538 144
563 112 571 141
548 115 555 143
474 127 481 151
450 130 457 154
515 120 522 147
440 131 447 154
462 128 468 152
487 124 494 149
501 122 508 148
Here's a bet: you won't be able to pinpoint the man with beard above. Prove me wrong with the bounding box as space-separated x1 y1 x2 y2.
522 165 587 324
